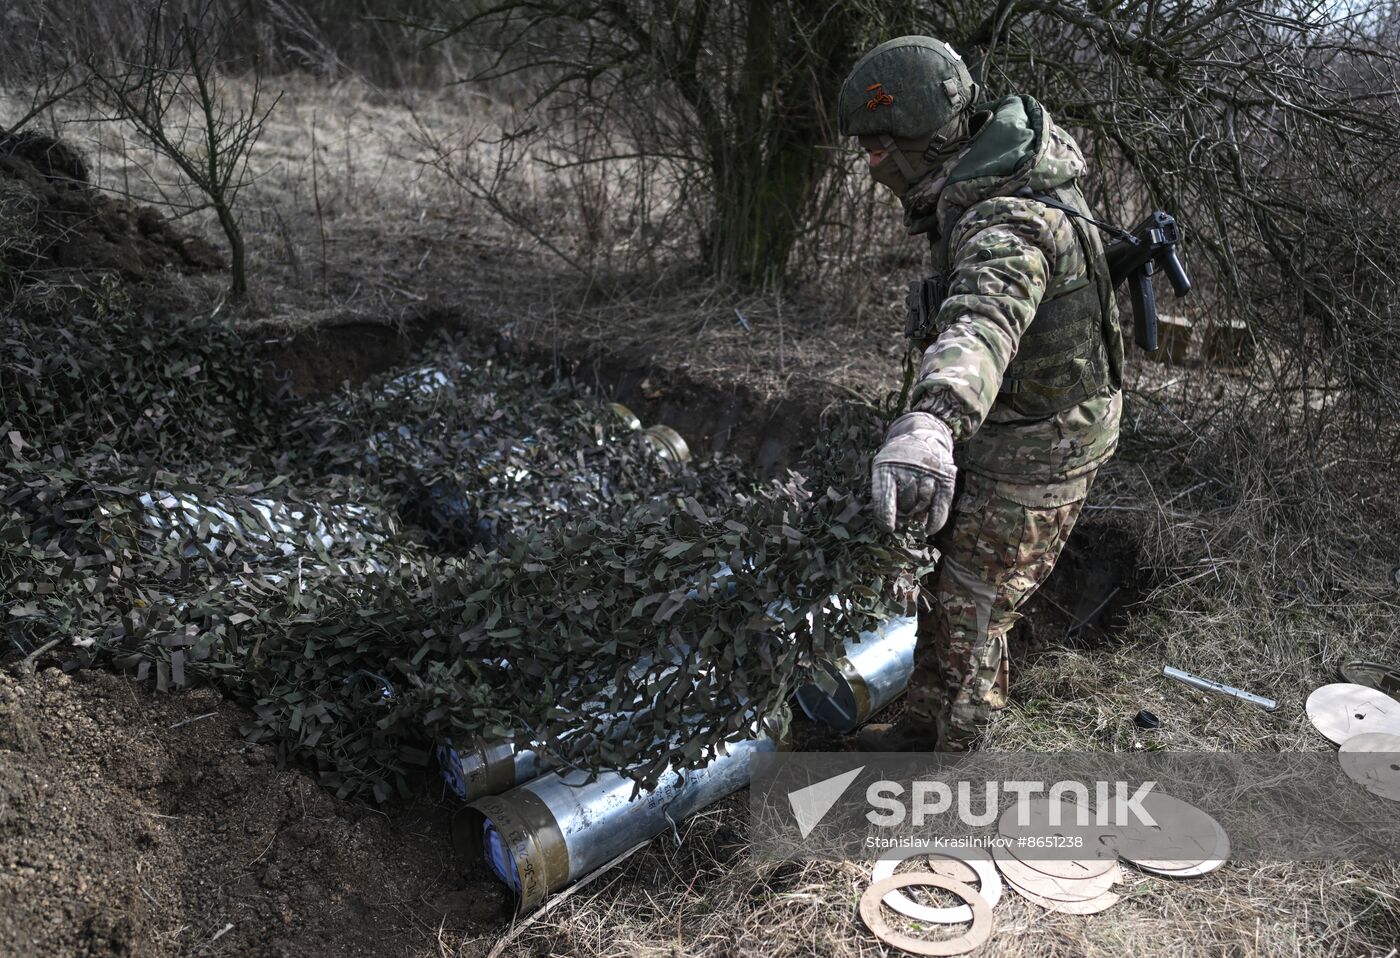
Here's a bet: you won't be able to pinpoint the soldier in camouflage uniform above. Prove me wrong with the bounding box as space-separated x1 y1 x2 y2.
839 37 1124 752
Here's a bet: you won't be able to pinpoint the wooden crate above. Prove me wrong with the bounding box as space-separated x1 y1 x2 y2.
1144 314 1193 365
1203 319 1254 366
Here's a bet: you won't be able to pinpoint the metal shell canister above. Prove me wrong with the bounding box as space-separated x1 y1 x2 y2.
131 489 392 573
794 616 918 732
607 402 642 431
609 400 690 463
458 714 787 911
435 573 736 803
436 660 680 803
437 737 543 803
642 424 691 462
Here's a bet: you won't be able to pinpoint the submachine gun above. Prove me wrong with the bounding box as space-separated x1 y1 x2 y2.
1103 211 1192 352
1025 190 1192 352
907 196 1192 352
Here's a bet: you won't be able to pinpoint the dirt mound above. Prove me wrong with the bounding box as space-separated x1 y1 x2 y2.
0 665 508 958
0 132 223 282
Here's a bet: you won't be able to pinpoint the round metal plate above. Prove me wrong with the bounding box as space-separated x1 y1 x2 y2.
1338 731 1400 802
1006 840 1121 882
870 848 1002 924
1306 683 1400 745
858 873 993 957
1340 662 1400 699
1114 792 1229 874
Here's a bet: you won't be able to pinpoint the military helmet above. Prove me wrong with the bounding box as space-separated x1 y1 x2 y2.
837 36 978 140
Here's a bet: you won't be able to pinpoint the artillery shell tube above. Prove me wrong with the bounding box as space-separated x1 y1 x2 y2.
381 365 456 399
642 424 691 462
439 594 895 801
437 659 685 802
438 737 544 803
134 490 391 570
436 658 699 802
436 571 736 802
462 727 782 910
794 616 918 732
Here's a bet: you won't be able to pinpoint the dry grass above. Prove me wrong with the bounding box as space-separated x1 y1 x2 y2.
5 73 1400 958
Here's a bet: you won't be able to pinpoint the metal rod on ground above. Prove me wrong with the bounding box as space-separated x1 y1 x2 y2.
794 616 918 732
459 715 786 911
1162 665 1278 711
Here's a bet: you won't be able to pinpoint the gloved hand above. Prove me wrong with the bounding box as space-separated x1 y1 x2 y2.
871 412 956 534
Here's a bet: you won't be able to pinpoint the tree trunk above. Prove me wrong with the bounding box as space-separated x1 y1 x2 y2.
701 0 858 288
214 199 247 301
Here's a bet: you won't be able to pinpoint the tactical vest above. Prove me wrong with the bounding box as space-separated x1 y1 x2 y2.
906 183 1124 419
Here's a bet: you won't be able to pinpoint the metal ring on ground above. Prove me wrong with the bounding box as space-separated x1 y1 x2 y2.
870 848 1001 923
859 873 993 957
1341 662 1400 698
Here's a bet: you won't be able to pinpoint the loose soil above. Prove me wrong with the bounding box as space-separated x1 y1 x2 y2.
0 665 512 958
0 132 222 282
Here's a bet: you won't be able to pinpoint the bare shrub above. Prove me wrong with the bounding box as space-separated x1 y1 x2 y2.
430 1 880 289
0 0 467 87
85 1 280 301
0 4 90 138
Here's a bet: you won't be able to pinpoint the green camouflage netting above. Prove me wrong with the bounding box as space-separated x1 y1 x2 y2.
2 280 925 801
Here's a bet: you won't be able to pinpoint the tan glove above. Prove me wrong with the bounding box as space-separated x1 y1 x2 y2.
871 412 956 534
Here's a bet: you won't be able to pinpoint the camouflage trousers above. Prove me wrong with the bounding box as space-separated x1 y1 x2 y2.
904 467 1098 751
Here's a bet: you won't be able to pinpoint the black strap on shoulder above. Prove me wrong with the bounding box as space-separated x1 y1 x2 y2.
1016 187 1134 242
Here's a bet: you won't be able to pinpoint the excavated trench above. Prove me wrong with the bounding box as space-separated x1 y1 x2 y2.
258 313 829 471
261 314 1146 640
268 317 1147 751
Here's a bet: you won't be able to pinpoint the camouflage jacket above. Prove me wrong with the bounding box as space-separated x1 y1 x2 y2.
903 96 1122 491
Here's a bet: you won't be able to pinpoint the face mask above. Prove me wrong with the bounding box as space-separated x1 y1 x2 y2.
860 133 928 196
859 114 970 198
